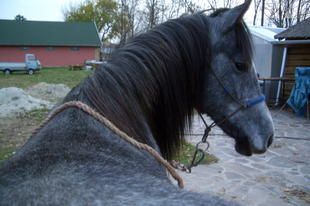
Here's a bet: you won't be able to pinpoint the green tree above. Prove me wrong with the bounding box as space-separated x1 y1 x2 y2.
63 0 120 41
14 14 27 21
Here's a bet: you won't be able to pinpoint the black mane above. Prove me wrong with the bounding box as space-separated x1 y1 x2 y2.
82 9 253 160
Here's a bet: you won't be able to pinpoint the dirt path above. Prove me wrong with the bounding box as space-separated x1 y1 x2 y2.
0 111 49 162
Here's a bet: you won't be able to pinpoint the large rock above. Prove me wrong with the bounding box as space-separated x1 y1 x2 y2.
0 87 54 117
26 82 71 100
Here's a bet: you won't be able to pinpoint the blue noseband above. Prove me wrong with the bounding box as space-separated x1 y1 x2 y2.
247 94 266 108
225 86 266 109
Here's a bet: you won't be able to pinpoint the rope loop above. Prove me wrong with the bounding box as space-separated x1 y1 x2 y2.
31 101 184 189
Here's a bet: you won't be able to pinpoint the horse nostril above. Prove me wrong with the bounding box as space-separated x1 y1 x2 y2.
267 134 274 148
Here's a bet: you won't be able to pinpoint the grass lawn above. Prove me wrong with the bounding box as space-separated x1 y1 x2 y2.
177 141 218 166
0 67 95 90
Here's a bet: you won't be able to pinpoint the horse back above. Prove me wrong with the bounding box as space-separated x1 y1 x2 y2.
0 104 235 205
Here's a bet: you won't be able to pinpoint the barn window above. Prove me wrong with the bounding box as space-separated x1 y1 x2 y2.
20 47 30 51
71 47 80 51
46 47 55 51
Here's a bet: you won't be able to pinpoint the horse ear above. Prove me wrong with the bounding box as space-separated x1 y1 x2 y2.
216 0 251 34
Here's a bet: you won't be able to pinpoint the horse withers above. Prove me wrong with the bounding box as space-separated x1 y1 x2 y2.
0 0 274 205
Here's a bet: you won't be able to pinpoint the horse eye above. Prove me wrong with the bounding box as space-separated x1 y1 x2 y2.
235 62 247 71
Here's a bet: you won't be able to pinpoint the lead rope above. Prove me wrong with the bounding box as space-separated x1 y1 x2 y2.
31 101 184 189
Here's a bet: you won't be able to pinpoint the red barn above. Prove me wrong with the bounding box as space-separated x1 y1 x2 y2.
0 20 102 67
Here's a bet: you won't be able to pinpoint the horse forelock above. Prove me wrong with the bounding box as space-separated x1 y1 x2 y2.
84 13 210 160
236 21 254 70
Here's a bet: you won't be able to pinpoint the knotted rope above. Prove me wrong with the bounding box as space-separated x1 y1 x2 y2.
32 101 184 189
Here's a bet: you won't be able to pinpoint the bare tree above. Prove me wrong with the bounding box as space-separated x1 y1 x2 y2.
128 0 140 36
297 0 302 23
253 0 262 25
265 0 310 28
116 0 141 42
207 0 241 11
298 0 310 23
141 0 168 30
121 0 207 38
182 0 202 13
166 0 184 18
261 0 265 25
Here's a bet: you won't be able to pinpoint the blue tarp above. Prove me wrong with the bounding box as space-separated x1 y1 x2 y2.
287 67 310 117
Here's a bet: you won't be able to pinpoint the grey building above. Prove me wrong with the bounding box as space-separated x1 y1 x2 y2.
249 26 286 103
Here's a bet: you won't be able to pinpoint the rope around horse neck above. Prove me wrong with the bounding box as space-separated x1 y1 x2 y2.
31 101 184 189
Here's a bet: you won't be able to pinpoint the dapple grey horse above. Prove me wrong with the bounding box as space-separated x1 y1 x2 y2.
0 1 274 205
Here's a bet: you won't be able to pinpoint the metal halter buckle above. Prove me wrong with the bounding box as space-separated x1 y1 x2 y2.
185 127 210 173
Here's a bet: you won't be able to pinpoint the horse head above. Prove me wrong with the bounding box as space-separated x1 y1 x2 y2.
200 0 274 156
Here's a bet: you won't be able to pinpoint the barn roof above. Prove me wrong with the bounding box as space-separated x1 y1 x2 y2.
274 18 310 40
0 20 101 47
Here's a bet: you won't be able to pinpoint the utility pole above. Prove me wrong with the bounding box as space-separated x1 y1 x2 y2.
121 0 124 40
261 0 265 26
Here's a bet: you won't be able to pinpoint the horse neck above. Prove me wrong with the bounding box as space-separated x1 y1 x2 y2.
85 14 209 159
116 16 209 114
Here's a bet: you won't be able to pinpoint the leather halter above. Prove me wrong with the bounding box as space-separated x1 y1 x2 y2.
185 66 265 173
202 65 266 133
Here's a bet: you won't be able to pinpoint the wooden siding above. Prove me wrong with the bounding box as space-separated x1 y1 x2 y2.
0 46 99 67
281 44 310 105
95 48 100 62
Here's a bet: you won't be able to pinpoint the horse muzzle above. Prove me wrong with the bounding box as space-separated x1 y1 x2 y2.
235 132 274 156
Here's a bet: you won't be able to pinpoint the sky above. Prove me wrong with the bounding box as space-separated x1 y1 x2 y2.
0 0 255 23
0 0 84 21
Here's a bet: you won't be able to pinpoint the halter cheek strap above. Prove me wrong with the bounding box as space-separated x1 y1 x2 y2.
204 65 266 128
185 67 266 173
